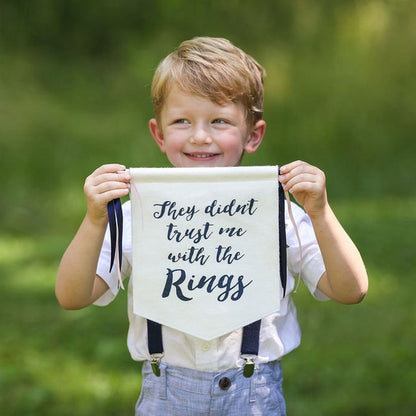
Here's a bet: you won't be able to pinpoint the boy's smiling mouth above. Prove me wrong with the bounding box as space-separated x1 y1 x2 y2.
185 152 219 159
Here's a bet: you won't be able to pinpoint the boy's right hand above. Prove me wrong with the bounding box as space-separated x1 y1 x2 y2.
83 164 131 226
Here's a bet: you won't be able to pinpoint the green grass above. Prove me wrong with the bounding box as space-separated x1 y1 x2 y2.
284 198 416 415
0 235 141 415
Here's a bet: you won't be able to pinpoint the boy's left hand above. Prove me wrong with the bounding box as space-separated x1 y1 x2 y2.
280 160 368 304
279 160 327 218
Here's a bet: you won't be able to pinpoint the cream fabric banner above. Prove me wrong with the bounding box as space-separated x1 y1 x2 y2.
130 166 282 340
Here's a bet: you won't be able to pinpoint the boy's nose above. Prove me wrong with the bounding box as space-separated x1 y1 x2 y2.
190 126 213 145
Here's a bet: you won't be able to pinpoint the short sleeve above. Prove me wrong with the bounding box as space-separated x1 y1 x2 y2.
285 201 329 301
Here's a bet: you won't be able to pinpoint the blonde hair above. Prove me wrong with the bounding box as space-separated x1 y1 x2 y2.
151 37 265 127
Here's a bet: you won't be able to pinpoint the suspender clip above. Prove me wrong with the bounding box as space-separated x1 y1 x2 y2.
150 354 164 377
242 356 256 378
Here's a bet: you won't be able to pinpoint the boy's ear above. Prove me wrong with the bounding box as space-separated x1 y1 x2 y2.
149 118 166 152
244 120 266 153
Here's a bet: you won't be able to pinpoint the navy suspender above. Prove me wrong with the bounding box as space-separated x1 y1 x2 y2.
240 319 261 377
147 319 164 354
147 319 164 377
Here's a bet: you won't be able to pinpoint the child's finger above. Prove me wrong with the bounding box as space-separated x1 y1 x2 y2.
93 163 127 176
279 160 306 174
94 180 131 196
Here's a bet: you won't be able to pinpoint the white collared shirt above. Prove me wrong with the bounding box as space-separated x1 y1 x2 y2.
95 200 328 371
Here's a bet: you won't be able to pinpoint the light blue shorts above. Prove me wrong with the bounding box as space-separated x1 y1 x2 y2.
135 360 286 416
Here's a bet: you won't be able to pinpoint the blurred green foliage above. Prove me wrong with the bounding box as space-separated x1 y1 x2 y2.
1 1 415 414
1 0 416 234
1 0 415 235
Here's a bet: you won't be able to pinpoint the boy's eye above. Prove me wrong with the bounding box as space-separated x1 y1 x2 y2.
212 119 227 124
174 119 189 124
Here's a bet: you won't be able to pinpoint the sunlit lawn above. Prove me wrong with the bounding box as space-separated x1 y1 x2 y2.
0 235 140 415
1 197 415 415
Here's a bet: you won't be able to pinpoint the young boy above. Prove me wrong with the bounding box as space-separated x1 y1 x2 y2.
56 37 368 415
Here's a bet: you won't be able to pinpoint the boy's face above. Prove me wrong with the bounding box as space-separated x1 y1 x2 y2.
149 86 265 168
